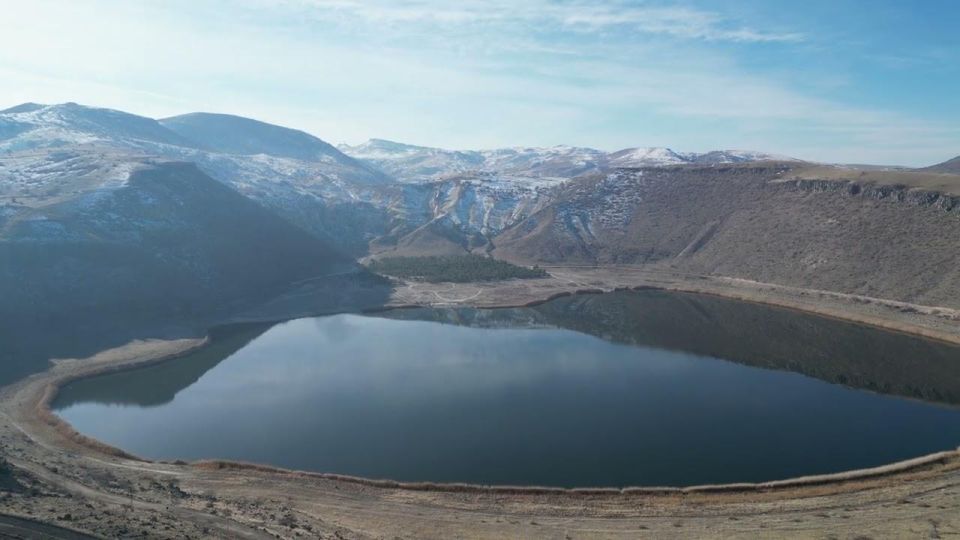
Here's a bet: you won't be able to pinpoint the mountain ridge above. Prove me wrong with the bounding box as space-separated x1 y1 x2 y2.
5 101 960 311
339 138 799 183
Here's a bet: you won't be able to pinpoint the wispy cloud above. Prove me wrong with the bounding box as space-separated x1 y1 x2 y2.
556 4 803 43
0 0 956 165
279 0 803 43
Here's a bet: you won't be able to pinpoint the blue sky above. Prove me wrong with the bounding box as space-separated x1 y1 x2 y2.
1 0 957 165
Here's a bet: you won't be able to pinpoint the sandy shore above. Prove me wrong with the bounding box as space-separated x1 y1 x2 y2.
1 268 959 538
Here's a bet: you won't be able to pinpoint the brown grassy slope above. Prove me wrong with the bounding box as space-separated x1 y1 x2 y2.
492 163 960 308
920 155 960 176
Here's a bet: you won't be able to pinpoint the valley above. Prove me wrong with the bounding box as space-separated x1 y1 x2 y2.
1 269 960 538
2 102 960 538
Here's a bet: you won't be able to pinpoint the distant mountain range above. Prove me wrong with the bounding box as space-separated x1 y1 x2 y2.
0 102 803 260
3 101 960 325
338 138 796 183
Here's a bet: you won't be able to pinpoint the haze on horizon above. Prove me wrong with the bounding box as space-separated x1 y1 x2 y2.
1 0 958 166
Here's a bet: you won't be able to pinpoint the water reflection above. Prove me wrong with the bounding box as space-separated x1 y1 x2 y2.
384 290 960 404
54 290 960 487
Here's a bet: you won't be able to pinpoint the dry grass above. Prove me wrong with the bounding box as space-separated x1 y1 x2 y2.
35 383 143 461
189 450 960 497
30 337 209 462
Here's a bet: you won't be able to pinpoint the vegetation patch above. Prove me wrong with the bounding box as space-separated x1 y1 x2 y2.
367 254 547 282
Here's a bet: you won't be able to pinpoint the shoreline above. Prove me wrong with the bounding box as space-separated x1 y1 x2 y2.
30 280 960 494
4 269 960 538
188 448 960 496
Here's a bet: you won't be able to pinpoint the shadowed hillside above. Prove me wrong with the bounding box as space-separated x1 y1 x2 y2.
0 161 353 320
0 161 388 385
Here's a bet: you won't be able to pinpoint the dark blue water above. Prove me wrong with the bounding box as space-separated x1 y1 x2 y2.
54 292 960 487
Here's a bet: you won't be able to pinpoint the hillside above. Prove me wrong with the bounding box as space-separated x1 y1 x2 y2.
493 163 960 308
337 139 486 183
1 104 812 261
923 155 960 174
161 113 378 172
0 102 197 152
0 103 394 255
0 160 353 322
4 102 960 311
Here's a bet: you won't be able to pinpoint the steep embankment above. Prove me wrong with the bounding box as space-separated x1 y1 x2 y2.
493 163 960 308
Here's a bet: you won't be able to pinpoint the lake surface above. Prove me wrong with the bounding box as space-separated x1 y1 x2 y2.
55 291 960 487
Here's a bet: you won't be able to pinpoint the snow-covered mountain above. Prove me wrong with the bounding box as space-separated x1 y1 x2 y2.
0 103 393 254
686 149 799 164
607 147 687 167
0 102 195 153
337 139 485 183
1 102 800 261
340 139 797 183
160 113 381 171
477 145 608 179
607 147 797 167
